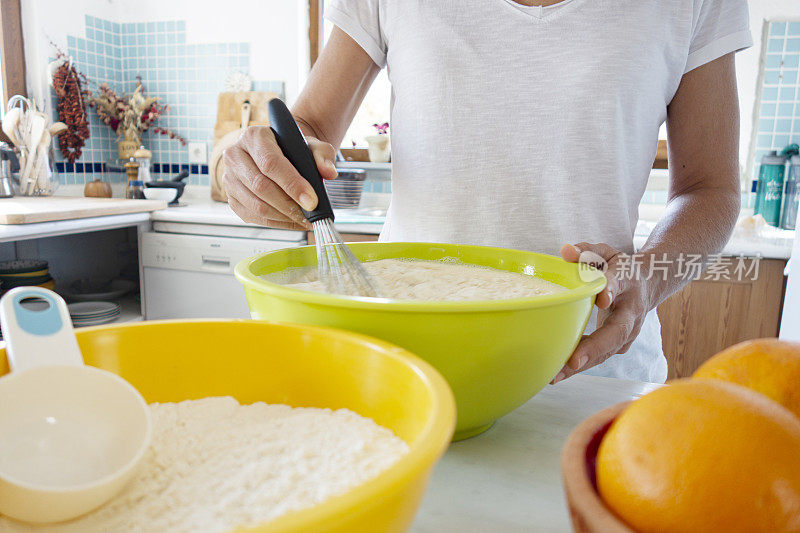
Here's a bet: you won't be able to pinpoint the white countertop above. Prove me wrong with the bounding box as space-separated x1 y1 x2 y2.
633 215 795 260
155 195 794 259
150 195 385 236
412 374 659 532
0 212 152 243
0 188 384 242
4 186 794 258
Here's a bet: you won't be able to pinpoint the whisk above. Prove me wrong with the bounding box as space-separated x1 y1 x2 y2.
268 98 380 298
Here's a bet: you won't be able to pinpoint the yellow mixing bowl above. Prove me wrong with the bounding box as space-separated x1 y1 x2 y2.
0 320 456 532
235 242 606 440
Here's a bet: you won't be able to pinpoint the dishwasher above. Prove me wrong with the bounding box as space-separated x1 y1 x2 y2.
141 222 306 319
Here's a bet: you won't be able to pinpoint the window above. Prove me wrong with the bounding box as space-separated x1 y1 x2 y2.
311 0 391 150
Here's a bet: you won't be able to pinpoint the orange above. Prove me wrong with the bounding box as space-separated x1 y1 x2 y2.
694 338 800 420
596 379 800 533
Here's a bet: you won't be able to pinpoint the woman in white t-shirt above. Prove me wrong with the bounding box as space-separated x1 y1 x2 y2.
223 0 752 384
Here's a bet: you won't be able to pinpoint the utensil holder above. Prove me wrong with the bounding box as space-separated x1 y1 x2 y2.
15 142 58 197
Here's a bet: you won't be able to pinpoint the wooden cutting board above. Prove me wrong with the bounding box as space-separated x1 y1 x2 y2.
213 91 278 143
211 91 280 203
0 197 168 224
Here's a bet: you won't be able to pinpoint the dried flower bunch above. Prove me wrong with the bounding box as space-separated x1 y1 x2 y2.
372 122 389 135
50 46 91 163
90 78 186 147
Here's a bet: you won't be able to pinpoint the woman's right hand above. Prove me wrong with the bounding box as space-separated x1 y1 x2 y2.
223 125 338 230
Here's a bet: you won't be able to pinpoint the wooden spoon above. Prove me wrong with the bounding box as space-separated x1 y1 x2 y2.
2 108 21 146
21 114 46 193
29 130 52 195
48 122 68 136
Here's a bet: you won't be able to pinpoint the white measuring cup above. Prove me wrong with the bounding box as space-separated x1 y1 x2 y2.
0 287 151 524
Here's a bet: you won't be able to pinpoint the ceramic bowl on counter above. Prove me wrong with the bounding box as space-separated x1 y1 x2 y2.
560 402 632 533
142 187 177 203
0 320 456 532
235 242 606 440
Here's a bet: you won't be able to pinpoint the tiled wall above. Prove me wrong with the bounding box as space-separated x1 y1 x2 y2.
54 15 284 185
753 21 800 190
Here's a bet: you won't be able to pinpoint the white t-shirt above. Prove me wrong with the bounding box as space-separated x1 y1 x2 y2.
325 0 751 383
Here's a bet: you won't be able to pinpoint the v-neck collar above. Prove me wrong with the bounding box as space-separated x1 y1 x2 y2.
499 0 582 22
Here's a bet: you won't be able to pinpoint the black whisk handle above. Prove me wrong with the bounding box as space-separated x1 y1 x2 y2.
267 98 335 223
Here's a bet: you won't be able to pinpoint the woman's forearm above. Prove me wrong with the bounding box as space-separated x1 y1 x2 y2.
634 51 742 311
292 26 380 146
637 185 740 311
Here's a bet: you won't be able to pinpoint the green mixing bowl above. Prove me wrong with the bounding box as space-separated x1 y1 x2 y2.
235 242 605 440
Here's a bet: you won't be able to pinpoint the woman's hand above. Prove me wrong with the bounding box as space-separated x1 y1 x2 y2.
551 243 652 383
223 126 338 231
222 26 382 231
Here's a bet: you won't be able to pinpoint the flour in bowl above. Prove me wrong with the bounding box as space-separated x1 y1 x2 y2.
270 258 565 301
0 397 408 533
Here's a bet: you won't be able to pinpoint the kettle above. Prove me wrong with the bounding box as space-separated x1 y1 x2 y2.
0 143 20 198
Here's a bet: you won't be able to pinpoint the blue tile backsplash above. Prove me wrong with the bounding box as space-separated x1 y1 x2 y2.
754 21 800 183
54 15 284 186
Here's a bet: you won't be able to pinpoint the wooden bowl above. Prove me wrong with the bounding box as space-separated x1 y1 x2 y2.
560 402 634 533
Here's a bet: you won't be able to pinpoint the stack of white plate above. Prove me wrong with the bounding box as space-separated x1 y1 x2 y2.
67 301 121 327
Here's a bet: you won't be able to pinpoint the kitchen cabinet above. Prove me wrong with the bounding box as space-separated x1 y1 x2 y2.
657 257 786 378
0 216 148 324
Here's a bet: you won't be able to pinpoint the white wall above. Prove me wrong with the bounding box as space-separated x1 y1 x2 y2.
20 0 309 110
115 0 309 102
737 0 800 177
20 0 118 106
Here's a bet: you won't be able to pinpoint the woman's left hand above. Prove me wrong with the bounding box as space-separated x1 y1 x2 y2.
551 242 652 383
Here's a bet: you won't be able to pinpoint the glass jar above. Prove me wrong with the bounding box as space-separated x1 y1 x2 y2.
134 145 153 184
126 180 145 199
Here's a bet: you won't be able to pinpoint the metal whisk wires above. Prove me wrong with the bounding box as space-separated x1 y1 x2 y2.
267 98 380 298
312 218 379 298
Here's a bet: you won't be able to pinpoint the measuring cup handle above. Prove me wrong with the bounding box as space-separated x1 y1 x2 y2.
0 287 83 373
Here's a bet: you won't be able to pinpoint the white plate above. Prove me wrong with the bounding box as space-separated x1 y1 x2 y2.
72 312 120 323
71 307 120 317
62 279 136 302
73 313 120 327
142 188 178 203
68 301 120 319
